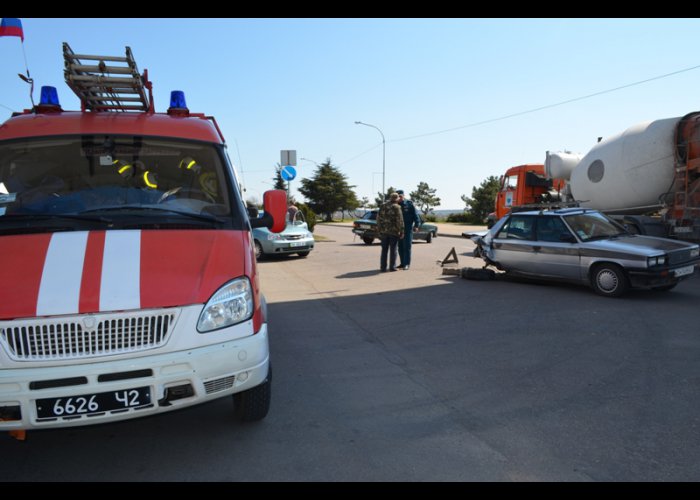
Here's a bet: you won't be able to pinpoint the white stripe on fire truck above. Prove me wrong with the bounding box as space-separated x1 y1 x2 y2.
99 230 141 311
36 232 89 316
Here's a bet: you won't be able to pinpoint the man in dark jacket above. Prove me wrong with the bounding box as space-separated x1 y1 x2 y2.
376 192 404 272
396 189 422 270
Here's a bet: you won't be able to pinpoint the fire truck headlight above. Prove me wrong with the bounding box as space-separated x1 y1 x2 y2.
197 278 253 333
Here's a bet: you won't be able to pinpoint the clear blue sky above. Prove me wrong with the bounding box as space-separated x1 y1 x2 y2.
2 18 700 210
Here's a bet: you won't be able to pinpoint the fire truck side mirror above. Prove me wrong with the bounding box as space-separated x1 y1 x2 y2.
249 189 287 233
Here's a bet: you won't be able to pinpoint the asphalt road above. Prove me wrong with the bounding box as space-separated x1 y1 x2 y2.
2 223 699 481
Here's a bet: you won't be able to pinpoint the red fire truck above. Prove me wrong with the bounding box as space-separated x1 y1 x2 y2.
0 44 286 438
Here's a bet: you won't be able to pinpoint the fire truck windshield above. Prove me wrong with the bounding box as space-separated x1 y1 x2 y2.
0 136 235 228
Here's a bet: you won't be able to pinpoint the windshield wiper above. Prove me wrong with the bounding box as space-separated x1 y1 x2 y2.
79 206 227 224
586 233 627 241
0 213 112 223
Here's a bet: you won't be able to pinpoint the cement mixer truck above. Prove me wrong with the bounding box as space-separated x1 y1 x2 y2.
490 112 700 242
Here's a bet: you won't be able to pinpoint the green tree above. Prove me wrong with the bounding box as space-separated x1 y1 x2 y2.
296 202 316 232
273 164 287 191
374 186 397 207
462 175 500 222
298 158 360 222
410 182 441 215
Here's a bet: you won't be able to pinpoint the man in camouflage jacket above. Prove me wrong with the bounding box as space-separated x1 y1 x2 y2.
376 192 404 272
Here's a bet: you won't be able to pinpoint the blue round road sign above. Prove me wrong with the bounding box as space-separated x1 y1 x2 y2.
281 165 297 181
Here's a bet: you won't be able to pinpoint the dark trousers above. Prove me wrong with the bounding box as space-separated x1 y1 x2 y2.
398 228 413 266
380 235 399 271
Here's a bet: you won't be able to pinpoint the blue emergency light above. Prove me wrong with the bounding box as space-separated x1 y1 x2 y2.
169 91 187 109
39 86 60 106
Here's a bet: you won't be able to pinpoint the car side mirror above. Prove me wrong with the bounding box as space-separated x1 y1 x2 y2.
559 233 577 243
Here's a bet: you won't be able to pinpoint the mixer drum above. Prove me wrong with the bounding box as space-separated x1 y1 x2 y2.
570 117 680 213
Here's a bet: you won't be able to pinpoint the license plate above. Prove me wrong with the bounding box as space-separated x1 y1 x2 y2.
290 241 305 247
360 224 372 229
36 386 151 420
674 265 695 277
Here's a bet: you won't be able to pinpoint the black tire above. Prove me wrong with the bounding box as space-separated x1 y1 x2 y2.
652 283 677 292
297 251 310 257
590 264 629 297
462 267 495 281
362 236 374 245
233 365 271 422
254 241 264 260
425 232 432 243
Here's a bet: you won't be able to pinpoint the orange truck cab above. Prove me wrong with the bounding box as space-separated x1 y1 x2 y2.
0 44 286 435
489 164 565 226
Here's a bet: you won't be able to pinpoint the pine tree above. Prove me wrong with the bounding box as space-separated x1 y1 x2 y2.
298 159 360 221
273 164 287 191
462 176 500 221
410 182 441 215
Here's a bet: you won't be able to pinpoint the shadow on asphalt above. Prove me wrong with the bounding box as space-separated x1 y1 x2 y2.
336 270 383 278
3 277 698 481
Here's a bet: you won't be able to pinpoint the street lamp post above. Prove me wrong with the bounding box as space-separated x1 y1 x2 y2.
371 171 383 200
355 121 385 199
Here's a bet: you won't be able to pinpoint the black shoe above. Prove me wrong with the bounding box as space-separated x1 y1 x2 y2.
380 269 387 273
397 264 405 269
389 268 397 272
403 265 409 270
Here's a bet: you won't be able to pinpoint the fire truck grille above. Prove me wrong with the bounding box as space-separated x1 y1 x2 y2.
0 310 178 361
204 375 236 394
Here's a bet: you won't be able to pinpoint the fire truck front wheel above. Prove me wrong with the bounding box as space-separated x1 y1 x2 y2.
233 365 271 422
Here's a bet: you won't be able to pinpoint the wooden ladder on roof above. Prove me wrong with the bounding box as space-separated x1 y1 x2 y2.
63 42 153 113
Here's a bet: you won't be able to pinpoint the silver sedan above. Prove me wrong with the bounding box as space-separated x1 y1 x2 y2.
471 208 700 297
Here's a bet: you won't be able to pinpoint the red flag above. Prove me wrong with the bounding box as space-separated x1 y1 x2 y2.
0 18 24 42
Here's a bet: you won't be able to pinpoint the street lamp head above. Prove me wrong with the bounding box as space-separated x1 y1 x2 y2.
300 157 319 166
355 121 386 197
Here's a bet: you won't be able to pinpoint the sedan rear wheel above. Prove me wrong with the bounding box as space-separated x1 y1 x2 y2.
425 232 432 243
362 236 374 245
591 264 628 297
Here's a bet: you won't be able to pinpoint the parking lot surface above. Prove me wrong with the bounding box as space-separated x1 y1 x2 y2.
1 222 699 481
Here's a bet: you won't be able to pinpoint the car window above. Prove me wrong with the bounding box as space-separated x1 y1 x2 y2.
502 174 518 191
564 212 626 242
496 215 534 240
536 216 570 242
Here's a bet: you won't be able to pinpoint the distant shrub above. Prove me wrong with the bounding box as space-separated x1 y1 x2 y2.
423 214 437 223
446 212 481 224
297 203 317 232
